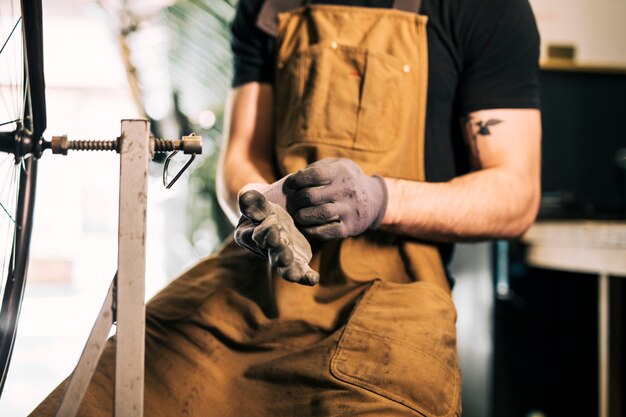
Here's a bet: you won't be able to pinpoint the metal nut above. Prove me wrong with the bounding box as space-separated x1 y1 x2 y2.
181 134 202 155
51 135 69 155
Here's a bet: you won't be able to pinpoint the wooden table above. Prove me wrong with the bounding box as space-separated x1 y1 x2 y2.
523 220 626 417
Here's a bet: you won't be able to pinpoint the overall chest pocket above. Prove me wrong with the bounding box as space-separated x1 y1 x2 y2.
275 43 409 152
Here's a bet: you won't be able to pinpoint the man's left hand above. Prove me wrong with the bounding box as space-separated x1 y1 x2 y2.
285 158 388 240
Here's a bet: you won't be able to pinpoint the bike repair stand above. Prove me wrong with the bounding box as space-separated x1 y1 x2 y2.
46 120 201 417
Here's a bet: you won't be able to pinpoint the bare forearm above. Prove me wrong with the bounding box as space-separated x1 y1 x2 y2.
218 156 275 224
216 84 276 224
380 167 540 242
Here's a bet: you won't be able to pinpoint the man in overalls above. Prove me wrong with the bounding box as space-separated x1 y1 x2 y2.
32 0 540 415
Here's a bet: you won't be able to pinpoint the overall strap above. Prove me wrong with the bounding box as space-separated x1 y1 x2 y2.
256 0 304 36
256 0 423 36
392 0 422 12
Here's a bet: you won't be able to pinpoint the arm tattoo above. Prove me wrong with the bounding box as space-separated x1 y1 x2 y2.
476 119 502 135
461 117 504 169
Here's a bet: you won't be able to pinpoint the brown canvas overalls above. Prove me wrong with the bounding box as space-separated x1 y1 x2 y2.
31 1 462 416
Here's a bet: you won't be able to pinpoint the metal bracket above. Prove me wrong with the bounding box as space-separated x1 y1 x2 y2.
55 278 116 417
163 151 196 189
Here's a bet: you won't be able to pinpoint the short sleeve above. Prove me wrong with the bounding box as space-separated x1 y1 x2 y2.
456 0 540 115
231 0 275 87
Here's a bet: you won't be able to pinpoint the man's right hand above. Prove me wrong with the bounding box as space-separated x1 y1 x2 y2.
235 190 320 286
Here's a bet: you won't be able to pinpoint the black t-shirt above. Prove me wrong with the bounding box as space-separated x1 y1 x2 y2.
230 0 541 182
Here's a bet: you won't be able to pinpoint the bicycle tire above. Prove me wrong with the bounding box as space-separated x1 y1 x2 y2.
0 158 36 394
0 0 45 394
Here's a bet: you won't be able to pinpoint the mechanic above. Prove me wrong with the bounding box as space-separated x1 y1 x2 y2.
31 0 540 415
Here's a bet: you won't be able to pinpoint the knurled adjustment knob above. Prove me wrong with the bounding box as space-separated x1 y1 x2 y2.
50 135 69 155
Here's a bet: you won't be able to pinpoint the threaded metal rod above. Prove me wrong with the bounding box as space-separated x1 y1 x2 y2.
154 138 180 152
69 140 118 152
49 134 200 155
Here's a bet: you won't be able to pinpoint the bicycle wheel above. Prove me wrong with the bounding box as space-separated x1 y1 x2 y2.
0 0 45 393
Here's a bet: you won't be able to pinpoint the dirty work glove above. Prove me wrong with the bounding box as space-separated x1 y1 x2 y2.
235 190 320 286
249 175 289 211
233 176 289 257
284 158 388 240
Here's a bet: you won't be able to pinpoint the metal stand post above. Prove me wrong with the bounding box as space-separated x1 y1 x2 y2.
599 272 609 417
54 119 149 417
50 120 202 417
114 119 149 416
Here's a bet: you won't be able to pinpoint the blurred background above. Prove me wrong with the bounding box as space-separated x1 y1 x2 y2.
0 0 625 416
1 0 233 414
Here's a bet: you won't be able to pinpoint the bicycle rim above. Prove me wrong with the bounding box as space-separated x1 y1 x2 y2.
0 0 44 393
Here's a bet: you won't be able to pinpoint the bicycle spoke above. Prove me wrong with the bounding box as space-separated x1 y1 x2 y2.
1 165 17 292
0 88 21 125
22 58 29 129
0 17 21 57
0 162 17 223
0 119 20 127
0 154 12 171
19 28 30 131
2 19 20 120
0 202 15 224
0 0 23 130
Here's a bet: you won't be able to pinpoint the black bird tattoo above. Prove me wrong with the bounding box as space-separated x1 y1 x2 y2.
461 117 505 170
476 119 502 135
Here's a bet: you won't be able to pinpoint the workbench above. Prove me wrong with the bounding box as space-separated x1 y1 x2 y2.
523 220 626 417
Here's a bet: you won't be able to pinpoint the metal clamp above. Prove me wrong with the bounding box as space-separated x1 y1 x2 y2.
48 133 202 189
161 134 200 189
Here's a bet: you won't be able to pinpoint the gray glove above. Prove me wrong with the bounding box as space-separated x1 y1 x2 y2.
284 158 388 240
233 175 289 258
257 175 288 211
235 190 320 286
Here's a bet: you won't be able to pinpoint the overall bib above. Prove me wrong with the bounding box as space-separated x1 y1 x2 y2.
31 2 462 417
